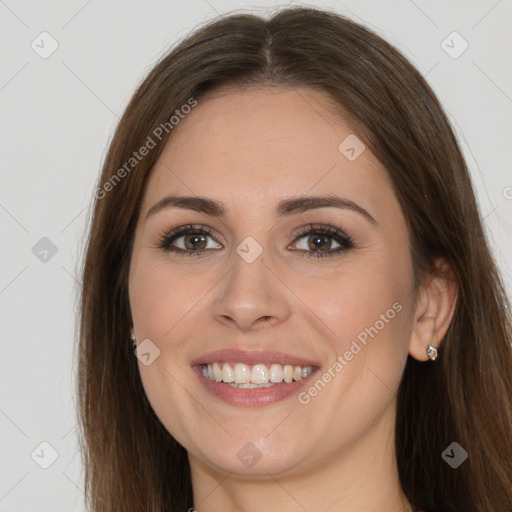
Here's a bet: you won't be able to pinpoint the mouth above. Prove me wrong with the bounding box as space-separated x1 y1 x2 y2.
191 349 320 406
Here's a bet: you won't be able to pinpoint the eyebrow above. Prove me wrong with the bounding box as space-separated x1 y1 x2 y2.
145 194 377 225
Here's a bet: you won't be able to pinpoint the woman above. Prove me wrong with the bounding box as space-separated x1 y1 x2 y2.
77 6 512 511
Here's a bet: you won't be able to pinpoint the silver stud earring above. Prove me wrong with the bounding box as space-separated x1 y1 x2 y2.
131 331 137 349
426 344 438 361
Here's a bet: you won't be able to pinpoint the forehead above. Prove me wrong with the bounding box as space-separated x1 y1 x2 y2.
140 85 393 219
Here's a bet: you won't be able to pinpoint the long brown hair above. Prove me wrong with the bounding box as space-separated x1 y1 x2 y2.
77 6 512 511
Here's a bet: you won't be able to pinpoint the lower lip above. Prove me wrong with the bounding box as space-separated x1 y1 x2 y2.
192 366 316 407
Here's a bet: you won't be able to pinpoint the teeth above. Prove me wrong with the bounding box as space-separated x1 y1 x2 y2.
269 364 283 383
202 362 315 385
251 364 269 384
234 363 251 384
212 362 222 382
226 382 275 388
222 363 234 382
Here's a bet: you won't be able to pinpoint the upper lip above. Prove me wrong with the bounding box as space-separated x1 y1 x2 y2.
190 349 320 368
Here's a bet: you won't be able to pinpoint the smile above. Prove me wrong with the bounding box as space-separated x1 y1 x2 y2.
191 348 321 406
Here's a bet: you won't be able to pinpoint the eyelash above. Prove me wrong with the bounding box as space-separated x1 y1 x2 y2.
156 223 355 259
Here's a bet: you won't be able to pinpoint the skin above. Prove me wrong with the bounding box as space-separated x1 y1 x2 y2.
128 85 457 511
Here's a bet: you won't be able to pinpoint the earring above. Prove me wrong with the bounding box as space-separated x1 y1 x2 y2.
131 330 137 349
426 344 438 361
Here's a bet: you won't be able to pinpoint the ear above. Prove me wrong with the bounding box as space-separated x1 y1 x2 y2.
409 258 458 361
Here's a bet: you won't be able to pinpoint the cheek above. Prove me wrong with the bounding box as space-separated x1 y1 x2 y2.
129 254 203 339
322 260 406 335
128 256 205 441
311 250 411 388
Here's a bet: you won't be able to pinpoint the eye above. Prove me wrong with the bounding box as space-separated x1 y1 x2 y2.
289 223 354 258
157 224 221 256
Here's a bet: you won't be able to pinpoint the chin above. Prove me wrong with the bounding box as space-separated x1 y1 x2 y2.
188 432 315 479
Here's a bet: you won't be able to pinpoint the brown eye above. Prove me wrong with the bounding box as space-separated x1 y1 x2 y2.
158 224 222 255
182 233 208 250
304 233 339 252
290 224 354 259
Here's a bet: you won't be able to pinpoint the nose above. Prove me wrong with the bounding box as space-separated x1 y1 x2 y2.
211 249 291 332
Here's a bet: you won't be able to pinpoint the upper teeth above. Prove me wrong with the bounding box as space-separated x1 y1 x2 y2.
202 362 315 384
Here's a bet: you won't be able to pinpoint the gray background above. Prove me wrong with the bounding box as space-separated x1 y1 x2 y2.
1 0 511 510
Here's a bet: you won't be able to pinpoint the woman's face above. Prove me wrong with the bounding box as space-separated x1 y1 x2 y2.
128 85 416 478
